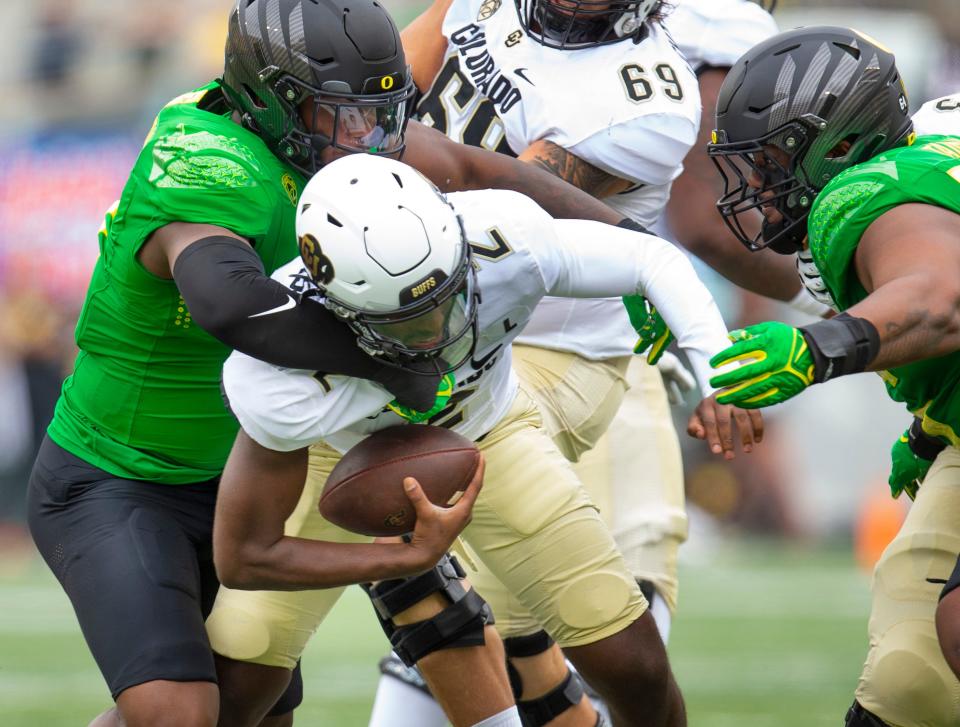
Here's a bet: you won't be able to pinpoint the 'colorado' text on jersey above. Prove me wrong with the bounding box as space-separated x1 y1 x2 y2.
415 0 699 360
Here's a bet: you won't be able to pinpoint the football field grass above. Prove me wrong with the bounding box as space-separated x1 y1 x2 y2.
0 538 871 726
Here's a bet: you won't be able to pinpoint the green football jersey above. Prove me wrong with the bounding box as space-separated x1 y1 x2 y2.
47 81 305 483
807 134 960 446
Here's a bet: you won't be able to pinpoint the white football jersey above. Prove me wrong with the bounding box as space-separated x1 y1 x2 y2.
912 93 960 137
222 189 730 454
664 0 778 73
416 0 700 359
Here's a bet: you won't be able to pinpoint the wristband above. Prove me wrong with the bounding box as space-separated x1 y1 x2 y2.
799 312 880 383
908 417 947 461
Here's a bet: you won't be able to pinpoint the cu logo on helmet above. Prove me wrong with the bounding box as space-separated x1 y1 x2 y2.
299 234 335 285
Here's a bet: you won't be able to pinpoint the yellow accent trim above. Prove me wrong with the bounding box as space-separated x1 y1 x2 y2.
711 130 718 144
851 28 893 54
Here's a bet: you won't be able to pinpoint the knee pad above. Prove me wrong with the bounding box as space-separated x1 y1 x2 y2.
504 631 586 727
378 652 431 696
844 700 890 727
364 553 493 667
858 620 960 726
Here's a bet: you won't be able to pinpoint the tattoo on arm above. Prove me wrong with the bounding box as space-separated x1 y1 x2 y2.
527 140 630 197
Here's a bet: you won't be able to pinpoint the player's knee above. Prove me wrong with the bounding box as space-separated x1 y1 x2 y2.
844 700 890 727
118 686 218 727
859 620 959 726
504 631 587 727
364 553 493 667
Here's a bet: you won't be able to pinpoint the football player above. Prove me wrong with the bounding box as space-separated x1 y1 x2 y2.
704 27 960 727
25 0 700 725
210 153 762 727
372 1 788 724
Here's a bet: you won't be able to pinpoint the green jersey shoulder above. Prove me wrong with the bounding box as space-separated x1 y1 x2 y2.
808 135 960 310
48 82 306 484
806 135 960 446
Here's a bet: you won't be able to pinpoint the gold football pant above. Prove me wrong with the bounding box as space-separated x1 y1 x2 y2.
469 346 686 639
206 388 647 668
855 446 960 727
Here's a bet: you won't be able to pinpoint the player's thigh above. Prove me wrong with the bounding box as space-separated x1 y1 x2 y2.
27 435 220 698
575 358 686 612
465 389 646 647
457 539 541 639
206 442 371 669
511 344 630 463
856 446 960 727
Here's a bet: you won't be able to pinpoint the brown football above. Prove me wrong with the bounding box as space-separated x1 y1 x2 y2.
319 425 480 537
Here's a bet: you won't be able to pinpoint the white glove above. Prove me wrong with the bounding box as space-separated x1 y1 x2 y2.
657 351 696 406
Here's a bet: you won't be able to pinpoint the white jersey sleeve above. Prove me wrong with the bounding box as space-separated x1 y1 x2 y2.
912 94 960 137
664 0 778 72
528 218 731 395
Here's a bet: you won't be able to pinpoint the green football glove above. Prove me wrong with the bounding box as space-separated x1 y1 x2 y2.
623 294 674 365
887 418 946 500
386 373 455 423
709 321 816 408
888 431 928 500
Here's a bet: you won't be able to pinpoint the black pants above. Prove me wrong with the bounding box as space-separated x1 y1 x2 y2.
27 435 302 712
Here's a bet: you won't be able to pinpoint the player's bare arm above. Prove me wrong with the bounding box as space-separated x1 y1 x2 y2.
401 0 453 92
849 203 960 370
667 68 801 301
518 139 633 198
139 222 247 277
402 121 623 224
213 430 483 590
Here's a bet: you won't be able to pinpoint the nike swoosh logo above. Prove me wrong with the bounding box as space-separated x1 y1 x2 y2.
248 294 297 318
470 344 503 370
514 68 534 85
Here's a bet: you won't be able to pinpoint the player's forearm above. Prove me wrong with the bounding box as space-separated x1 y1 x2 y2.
849 275 960 370
216 536 426 591
405 125 624 225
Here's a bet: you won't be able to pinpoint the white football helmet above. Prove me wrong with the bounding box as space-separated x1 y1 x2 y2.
296 154 479 375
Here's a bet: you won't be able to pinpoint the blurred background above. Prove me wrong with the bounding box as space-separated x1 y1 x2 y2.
0 0 955 725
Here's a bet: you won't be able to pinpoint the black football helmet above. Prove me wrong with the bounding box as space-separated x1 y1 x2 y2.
221 0 416 177
708 26 913 254
515 0 661 49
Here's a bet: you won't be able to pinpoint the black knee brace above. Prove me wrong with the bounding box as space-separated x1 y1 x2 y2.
845 700 892 727
504 630 586 727
363 553 493 667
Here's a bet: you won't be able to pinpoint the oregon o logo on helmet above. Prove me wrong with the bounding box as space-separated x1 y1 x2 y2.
380 75 394 91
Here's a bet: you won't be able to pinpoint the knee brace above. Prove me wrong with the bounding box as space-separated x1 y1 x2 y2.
845 700 891 727
364 553 493 667
504 631 586 727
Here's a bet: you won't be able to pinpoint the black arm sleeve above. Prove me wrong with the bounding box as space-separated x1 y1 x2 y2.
172 236 440 410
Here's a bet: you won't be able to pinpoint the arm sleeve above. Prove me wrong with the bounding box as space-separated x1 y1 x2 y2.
543 219 731 394
173 236 440 409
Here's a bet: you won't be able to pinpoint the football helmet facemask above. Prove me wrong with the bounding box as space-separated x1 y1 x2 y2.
222 0 416 178
707 26 913 254
296 155 479 377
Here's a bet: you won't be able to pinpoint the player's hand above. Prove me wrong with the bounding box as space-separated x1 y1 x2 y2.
709 322 815 408
404 454 485 571
657 351 696 405
387 373 455 423
623 294 675 365
887 420 945 500
688 394 764 460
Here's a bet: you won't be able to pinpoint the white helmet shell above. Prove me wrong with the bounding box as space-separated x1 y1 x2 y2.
295 154 478 374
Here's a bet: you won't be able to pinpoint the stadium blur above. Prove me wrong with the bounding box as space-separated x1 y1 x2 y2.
1 1 957 725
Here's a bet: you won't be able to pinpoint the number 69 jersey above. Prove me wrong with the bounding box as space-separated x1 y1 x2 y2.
417 0 700 228
222 190 729 455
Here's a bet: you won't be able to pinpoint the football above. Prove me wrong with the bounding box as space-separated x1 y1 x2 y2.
319 425 481 537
